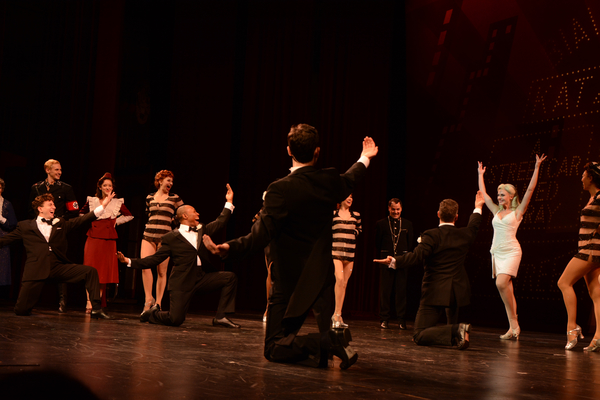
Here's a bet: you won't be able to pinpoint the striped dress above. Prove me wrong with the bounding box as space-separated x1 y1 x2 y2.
142 192 184 243
332 209 362 262
575 191 600 263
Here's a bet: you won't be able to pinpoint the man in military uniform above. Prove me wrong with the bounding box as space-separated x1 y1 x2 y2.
28 159 79 312
29 159 79 220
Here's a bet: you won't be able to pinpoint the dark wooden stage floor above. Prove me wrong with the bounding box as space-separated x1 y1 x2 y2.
0 303 598 399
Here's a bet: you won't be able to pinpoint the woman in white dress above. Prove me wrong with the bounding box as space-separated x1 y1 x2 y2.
478 154 546 340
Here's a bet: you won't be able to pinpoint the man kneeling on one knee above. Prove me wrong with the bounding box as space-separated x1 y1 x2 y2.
118 184 239 328
374 192 485 350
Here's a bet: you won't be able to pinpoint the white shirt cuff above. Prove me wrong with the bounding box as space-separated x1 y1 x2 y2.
225 202 234 212
473 208 482 214
93 205 104 217
389 258 397 270
127 259 132 267
358 155 370 168
0 215 6 224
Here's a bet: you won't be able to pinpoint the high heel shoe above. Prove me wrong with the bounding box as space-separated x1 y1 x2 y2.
331 313 349 329
565 325 584 350
499 326 520 340
584 338 600 352
141 298 155 315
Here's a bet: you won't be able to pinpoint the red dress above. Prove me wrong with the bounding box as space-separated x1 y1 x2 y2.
81 197 133 284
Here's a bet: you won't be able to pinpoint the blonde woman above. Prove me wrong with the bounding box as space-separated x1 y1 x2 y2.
477 154 546 340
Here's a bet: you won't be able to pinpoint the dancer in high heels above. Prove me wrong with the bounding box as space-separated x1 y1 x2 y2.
81 173 133 312
558 162 600 351
140 170 184 312
331 194 362 329
478 154 546 340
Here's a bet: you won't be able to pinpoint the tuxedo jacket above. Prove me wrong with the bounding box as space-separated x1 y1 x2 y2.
0 211 97 281
129 208 231 292
375 217 414 258
226 162 367 319
394 212 482 307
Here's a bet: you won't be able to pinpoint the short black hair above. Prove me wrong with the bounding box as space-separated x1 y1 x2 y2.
585 162 600 187
287 124 320 163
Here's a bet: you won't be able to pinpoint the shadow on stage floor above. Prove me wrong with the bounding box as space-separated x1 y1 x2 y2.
0 302 598 399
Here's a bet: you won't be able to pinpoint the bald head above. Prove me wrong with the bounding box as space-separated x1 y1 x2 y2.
177 205 199 227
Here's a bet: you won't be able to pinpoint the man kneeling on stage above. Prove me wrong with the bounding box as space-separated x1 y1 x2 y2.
374 192 485 350
117 184 239 328
0 192 114 319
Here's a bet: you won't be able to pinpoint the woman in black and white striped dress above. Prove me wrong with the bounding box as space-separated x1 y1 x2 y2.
332 194 361 329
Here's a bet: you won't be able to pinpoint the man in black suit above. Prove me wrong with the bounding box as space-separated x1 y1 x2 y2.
0 192 114 318
204 124 378 369
118 184 239 328
374 192 484 349
29 159 80 312
375 198 413 330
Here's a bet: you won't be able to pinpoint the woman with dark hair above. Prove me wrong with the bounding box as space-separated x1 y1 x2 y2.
81 173 133 311
140 170 184 312
478 154 546 340
558 162 600 351
0 178 18 287
331 194 361 328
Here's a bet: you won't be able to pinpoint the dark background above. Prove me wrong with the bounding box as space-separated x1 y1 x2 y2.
0 0 598 333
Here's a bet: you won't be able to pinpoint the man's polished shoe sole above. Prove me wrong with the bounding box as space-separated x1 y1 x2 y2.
91 311 112 320
212 318 241 329
457 323 471 350
140 304 160 323
380 321 389 329
328 328 357 369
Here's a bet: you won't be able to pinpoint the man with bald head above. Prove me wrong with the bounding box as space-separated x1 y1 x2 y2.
118 184 239 328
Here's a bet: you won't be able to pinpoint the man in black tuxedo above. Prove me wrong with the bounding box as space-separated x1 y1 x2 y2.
374 192 484 349
118 184 239 328
0 192 114 318
29 159 80 312
375 198 413 329
204 124 378 369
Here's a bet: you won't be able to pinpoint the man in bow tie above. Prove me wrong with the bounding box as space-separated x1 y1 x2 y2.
0 192 115 318
118 184 239 328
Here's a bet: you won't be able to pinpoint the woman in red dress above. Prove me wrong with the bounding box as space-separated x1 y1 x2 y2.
82 173 133 311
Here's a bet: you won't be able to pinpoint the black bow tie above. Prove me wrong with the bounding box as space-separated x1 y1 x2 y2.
41 218 53 225
187 226 198 232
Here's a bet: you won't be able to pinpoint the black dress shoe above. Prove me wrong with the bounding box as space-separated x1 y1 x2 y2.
212 317 241 329
399 322 407 330
140 304 160 323
380 320 389 329
91 310 112 320
327 329 358 369
456 323 471 350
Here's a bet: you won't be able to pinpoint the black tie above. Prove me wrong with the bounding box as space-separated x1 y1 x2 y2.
41 218 53 225
188 226 198 232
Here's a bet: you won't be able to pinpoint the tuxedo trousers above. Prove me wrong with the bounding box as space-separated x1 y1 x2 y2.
149 271 237 327
15 253 101 315
264 282 334 366
379 265 407 322
412 303 459 346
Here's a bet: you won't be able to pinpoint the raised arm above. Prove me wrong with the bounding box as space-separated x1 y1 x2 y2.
515 154 547 220
478 161 499 214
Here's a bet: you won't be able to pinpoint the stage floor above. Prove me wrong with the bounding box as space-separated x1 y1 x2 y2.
0 304 597 399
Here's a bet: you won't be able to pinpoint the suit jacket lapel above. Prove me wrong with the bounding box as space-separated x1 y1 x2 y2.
174 228 199 252
196 224 203 250
30 219 47 241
